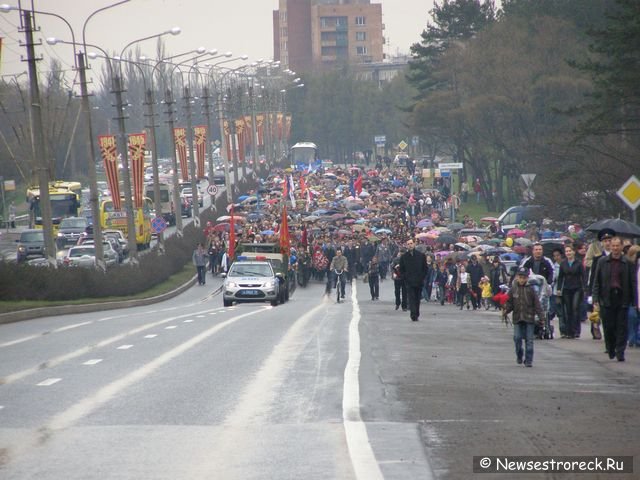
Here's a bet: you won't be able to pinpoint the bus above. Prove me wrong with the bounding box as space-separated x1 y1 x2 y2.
27 181 82 234
290 142 319 170
99 197 153 249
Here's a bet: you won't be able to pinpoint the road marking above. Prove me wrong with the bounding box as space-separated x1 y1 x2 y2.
144 334 158 339
183 320 194 323
42 307 267 434
209 312 218 315
196 315 205 318
0 406 4 410
37 378 61 386
82 359 103 366
0 321 92 348
0 307 226 386
343 282 385 480
165 326 177 330
116 345 133 350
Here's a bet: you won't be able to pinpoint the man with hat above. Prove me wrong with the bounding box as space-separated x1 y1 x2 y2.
587 228 616 330
503 267 545 367
592 236 637 361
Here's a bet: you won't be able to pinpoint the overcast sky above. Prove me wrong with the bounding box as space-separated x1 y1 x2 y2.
0 0 434 78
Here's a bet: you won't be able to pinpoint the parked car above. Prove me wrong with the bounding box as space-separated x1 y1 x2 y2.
56 216 88 249
498 204 544 232
80 240 119 266
16 229 47 263
63 245 97 268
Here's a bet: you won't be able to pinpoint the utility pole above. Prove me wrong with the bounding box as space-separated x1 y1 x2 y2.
164 88 184 235
183 86 200 225
77 51 105 269
144 87 165 252
22 10 56 265
216 91 233 203
201 86 216 205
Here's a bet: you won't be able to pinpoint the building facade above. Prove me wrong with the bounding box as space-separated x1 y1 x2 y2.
274 0 384 73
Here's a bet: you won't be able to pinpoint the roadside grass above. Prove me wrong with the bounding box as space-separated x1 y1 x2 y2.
0 264 195 314
457 201 496 222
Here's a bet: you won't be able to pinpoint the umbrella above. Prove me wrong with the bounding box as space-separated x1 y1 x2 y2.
415 244 428 253
416 232 432 240
507 228 526 238
302 215 320 222
435 250 452 257
417 219 434 228
216 215 244 223
353 224 367 232
437 233 457 245
246 212 265 222
367 234 380 241
344 219 356 224
346 203 363 210
454 242 471 251
586 218 640 237
337 229 352 235
241 196 258 204
213 223 231 232
312 209 328 215
237 195 249 202
375 228 392 234
515 237 533 246
261 230 275 235
500 252 522 261
389 199 406 206
447 222 465 231
480 238 502 245
359 191 370 198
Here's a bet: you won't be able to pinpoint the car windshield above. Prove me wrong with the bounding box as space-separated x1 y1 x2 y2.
20 232 44 242
229 264 273 277
60 218 86 228
70 247 94 257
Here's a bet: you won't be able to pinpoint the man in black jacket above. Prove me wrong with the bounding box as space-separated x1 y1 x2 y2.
391 250 407 311
592 236 637 361
466 255 484 310
520 243 554 285
399 239 428 321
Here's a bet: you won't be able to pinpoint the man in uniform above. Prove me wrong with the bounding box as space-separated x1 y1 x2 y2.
399 239 428 321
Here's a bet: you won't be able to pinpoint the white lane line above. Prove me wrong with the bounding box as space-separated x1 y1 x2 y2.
183 320 194 323
0 321 93 348
0 307 226 386
82 359 103 366
209 312 218 315
165 326 177 330
223 302 328 426
343 282 384 480
0 334 41 348
196 315 205 318
116 345 134 350
37 378 62 386
144 334 158 339
0 406 4 410
44 307 267 433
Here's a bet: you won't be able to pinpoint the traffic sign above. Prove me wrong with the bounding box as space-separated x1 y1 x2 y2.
521 173 536 188
617 175 640 210
374 135 386 146
151 216 167 234
398 140 408 151
207 184 219 196
438 162 463 170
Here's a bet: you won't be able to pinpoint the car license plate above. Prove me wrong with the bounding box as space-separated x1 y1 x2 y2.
242 290 258 296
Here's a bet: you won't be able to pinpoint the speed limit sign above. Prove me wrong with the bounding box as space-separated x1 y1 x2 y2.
207 184 219 196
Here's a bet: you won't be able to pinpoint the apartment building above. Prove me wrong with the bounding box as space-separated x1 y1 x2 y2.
273 0 384 73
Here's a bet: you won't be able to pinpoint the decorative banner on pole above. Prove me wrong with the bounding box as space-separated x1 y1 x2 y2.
128 132 146 209
235 119 245 164
194 125 207 179
173 127 189 181
223 120 233 162
243 116 253 146
285 114 292 141
256 114 265 147
98 134 121 211
276 113 284 141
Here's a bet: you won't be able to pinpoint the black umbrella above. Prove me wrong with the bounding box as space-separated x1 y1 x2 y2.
586 218 640 237
438 233 457 245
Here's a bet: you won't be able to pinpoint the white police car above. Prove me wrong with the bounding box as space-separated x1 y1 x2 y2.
222 257 280 307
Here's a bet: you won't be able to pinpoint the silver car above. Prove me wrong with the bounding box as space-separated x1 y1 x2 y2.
80 240 119 267
222 260 279 307
63 245 97 268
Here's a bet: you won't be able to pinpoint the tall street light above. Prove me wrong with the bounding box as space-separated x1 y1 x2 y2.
111 27 181 262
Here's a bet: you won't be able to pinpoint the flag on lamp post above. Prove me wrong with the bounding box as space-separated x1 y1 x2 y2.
280 204 290 255
194 125 207 179
128 132 146 209
98 134 121 211
174 127 188 181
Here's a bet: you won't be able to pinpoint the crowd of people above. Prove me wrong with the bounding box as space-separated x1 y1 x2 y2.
193 162 639 368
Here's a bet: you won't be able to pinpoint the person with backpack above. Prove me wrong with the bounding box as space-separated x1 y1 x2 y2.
503 267 545 367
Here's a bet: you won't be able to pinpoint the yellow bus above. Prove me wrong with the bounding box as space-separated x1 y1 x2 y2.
99 197 153 249
26 181 82 234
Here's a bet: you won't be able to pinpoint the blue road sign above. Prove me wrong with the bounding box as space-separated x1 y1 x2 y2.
151 216 167 234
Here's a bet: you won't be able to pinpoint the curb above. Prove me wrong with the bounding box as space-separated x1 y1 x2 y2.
0 275 198 325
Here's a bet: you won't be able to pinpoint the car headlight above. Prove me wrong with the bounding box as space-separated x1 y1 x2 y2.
226 281 238 288
57 233 64 237
265 280 276 288
18 246 26 252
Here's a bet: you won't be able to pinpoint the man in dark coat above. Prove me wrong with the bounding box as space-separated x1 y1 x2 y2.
592 236 637 362
399 239 428 321
466 255 484 310
343 240 359 281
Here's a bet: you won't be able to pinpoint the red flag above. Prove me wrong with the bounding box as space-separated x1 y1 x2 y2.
299 176 306 195
354 173 363 195
229 204 236 259
280 204 290 255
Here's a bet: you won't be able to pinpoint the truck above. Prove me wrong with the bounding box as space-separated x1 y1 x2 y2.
144 182 175 226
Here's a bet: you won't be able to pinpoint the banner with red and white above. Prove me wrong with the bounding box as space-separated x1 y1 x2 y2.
285 114 292 141
194 125 207 179
223 120 233 162
98 134 121 211
173 127 189 181
128 132 146 209
256 114 265 147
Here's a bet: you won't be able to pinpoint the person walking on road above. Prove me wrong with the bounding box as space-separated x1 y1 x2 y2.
8 202 16 229
466 255 484 310
391 250 407 311
592 237 637 362
368 255 380 300
399 239 428 321
193 243 207 286
503 267 545 367
556 244 586 339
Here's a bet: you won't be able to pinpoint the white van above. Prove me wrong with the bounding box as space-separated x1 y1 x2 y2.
144 183 175 225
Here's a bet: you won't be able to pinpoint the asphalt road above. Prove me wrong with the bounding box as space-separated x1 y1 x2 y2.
1 275 639 479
